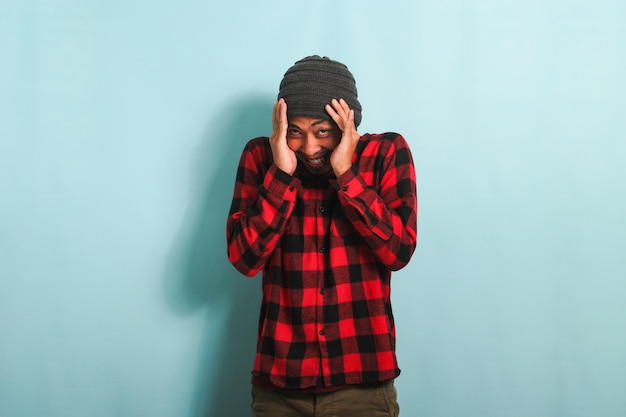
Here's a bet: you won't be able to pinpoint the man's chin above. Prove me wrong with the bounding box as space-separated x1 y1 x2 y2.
298 163 333 176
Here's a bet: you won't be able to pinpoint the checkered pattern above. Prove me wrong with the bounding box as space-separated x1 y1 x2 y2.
226 132 418 390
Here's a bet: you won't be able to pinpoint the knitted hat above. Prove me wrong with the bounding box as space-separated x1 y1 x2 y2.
278 55 362 127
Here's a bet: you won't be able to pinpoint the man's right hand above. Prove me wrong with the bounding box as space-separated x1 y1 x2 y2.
269 98 297 175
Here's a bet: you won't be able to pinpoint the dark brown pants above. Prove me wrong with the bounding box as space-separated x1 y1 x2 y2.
251 380 400 417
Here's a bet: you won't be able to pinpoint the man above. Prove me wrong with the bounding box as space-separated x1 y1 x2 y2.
226 55 417 416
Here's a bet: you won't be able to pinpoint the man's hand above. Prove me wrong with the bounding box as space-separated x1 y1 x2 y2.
326 98 360 177
269 98 297 175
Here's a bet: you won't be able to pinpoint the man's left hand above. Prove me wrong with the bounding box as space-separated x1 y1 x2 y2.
326 98 360 177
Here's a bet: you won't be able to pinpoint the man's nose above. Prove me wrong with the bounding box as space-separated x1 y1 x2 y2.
303 135 320 155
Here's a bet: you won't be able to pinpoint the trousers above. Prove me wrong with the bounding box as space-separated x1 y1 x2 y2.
251 380 400 417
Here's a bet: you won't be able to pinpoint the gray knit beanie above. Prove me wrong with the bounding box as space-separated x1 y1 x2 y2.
278 55 362 127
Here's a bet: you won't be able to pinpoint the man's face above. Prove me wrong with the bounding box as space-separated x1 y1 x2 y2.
287 116 341 176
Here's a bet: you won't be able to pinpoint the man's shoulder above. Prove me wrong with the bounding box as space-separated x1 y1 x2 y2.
237 137 273 176
361 132 406 143
358 132 410 153
244 136 270 150
241 136 272 159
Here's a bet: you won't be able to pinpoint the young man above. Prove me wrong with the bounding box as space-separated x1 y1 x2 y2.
226 55 418 417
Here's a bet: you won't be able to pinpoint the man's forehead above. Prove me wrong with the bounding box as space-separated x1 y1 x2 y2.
288 117 333 129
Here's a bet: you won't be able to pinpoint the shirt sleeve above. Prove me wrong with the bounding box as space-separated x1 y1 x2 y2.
333 133 418 271
226 139 299 276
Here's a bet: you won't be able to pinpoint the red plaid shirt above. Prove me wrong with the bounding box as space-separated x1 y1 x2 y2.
226 132 418 390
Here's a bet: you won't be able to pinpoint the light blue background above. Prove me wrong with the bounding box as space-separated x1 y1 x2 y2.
1 1 625 416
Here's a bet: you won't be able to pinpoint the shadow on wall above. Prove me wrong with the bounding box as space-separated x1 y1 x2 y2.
164 95 274 417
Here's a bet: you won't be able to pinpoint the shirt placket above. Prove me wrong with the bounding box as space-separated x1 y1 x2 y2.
316 190 326 337
300 186 329 384
315 188 334 383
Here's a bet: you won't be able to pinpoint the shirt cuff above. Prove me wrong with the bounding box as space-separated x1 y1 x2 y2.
264 164 299 200
333 165 366 197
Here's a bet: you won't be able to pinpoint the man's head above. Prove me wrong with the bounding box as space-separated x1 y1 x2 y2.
278 55 362 128
278 56 361 176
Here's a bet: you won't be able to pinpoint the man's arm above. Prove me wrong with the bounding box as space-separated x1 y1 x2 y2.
226 142 298 276
326 99 417 271
226 100 299 276
334 133 418 271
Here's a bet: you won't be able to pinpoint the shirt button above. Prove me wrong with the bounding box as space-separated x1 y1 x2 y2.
319 206 325 214
319 247 325 253
319 330 325 336
341 186 348 192
320 288 325 295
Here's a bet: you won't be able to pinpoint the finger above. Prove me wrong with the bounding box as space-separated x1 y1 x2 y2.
338 98 351 113
278 100 288 137
279 99 287 124
271 100 288 144
273 99 286 125
272 99 282 127
330 98 344 114
325 102 338 117
332 99 352 124
325 103 343 128
332 98 350 114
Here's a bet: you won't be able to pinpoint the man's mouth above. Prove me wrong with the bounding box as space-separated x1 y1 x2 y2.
308 156 325 166
301 153 328 167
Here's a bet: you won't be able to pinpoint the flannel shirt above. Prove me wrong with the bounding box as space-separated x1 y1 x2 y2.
226 132 418 390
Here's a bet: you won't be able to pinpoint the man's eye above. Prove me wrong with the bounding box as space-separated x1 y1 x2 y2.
318 129 328 135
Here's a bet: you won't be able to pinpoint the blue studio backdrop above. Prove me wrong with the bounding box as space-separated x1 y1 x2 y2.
1 1 625 416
